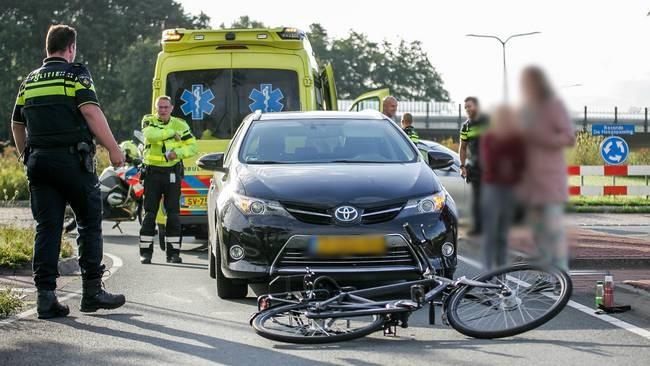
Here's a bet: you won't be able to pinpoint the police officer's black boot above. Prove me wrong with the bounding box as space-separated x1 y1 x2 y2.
80 267 126 313
166 252 182 264
37 290 70 319
166 241 182 264
140 250 152 264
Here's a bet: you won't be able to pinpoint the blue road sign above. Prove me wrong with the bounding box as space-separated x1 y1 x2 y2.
600 136 629 165
592 124 635 136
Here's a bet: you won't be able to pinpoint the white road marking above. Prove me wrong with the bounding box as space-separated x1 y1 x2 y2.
458 254 650 341
0 252 123 326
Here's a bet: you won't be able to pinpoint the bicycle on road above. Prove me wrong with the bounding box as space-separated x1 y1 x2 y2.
250 223 572 343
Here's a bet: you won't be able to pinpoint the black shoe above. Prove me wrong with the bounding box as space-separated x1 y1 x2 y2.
80 277 126 313
140 252 152 264
166 253 182 264
37 290 70 319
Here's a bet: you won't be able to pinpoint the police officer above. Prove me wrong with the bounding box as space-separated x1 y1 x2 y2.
11 24 126 319
139 96 197 264
459 96 489 236
400 112 419 143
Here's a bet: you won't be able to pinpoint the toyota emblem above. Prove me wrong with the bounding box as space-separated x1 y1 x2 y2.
334 206 359 222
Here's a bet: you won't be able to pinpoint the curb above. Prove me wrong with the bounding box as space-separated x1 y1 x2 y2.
57 256 80 275
618 282 650 299
570 257 650 269
460 236 650 269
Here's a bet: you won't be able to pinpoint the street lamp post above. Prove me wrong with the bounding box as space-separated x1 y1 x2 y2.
466 32 541 101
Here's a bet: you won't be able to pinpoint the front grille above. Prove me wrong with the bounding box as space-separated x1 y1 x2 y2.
277 247 417 268
282 201 404 225
361 202 404 225
282 203 332 225
271 234 421 273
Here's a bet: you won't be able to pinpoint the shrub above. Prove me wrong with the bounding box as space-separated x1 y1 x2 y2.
0 225 74 269
436 136 459 152
629 148 650 165
0 147 28 202
566 132 603 165
0 288 23 318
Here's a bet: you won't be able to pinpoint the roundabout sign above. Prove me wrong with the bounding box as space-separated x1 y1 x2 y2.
600 135 629 165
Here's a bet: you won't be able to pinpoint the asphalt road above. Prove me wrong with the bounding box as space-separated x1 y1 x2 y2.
1 221 649 366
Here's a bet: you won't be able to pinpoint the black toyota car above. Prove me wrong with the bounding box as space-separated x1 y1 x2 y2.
199 111 458 298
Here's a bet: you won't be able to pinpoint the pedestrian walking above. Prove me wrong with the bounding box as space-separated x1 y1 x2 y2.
11 24 126 318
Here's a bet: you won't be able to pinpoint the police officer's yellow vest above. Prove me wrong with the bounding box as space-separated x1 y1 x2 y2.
141 114 198 167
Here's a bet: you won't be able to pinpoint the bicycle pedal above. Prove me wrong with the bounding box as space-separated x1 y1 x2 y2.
383 325 397 336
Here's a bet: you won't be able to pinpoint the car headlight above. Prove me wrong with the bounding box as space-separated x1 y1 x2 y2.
405 192 446 214
232 193 289 217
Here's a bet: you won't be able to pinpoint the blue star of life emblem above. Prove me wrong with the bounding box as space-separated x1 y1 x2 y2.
249 84 284 112
180 84 215 120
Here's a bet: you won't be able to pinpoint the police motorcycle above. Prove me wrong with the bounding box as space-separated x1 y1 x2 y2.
64 134 145 233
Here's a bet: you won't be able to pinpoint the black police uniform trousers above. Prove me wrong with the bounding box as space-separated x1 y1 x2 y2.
26 150 103 291
139 164 182 257
466 164 483 233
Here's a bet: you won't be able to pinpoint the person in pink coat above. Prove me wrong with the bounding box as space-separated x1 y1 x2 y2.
518 66 576 270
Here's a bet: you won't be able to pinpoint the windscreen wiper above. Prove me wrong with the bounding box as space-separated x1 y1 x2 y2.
330 160 392 163
245 160 291 164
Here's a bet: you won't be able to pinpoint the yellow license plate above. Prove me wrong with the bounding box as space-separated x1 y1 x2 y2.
314 235 387 256
183 196 207 208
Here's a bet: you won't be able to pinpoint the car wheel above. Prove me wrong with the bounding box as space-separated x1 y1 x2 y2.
215 243 248 299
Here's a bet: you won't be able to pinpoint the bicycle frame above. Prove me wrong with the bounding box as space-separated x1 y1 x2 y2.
258 223 504 322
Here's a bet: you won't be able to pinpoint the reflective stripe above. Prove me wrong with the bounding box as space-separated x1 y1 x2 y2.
140 235 154 241
139 241 153 248
166 236 180 243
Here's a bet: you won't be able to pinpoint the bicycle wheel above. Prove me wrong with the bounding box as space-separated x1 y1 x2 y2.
446 263 572 339
252 302 384 344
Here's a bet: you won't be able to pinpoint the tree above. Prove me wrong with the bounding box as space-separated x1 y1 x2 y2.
307 24 449 101
0 0 210 141
219 16 265 29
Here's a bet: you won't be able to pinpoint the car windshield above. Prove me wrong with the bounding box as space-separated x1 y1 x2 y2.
239 118 417 164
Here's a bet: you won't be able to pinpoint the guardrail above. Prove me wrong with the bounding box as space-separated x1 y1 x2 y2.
337 100 650 133
568 165 650 196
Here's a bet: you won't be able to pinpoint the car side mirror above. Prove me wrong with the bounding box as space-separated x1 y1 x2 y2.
427 150 454 170
197 153 227 173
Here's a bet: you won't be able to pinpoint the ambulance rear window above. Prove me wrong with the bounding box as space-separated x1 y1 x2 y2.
166 69 300 139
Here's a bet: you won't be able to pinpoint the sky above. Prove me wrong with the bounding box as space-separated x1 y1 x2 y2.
179 0 650 112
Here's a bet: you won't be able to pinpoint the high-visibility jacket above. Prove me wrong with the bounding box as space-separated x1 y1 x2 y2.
12 56 97 147
141 114 197 167
403 126 420 143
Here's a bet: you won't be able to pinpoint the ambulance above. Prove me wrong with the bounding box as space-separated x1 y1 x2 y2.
151 27 388 239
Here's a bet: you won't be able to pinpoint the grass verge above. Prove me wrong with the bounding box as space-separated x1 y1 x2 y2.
569 196 650 207
0 225 74 269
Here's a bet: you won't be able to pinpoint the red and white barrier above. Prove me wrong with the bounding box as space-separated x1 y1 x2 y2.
567 165 650 176
567 165 650 196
